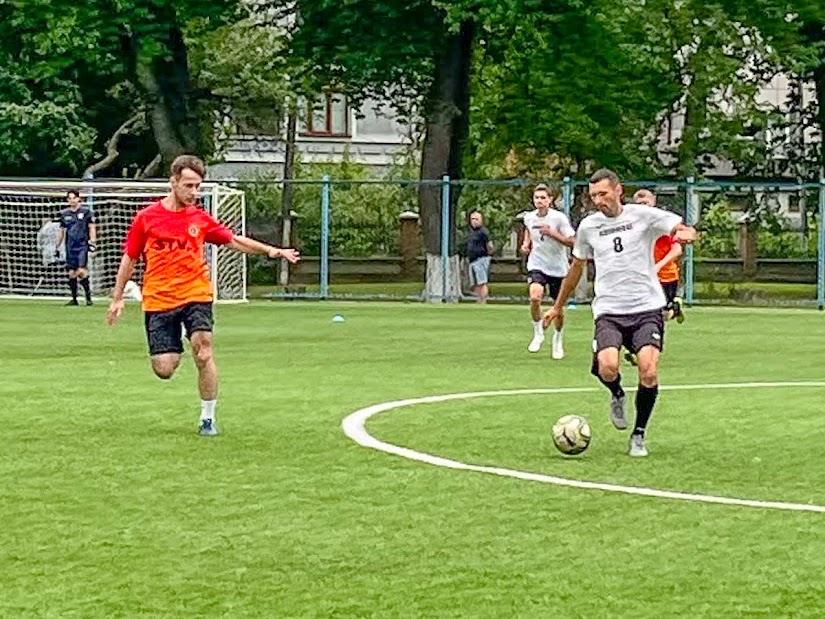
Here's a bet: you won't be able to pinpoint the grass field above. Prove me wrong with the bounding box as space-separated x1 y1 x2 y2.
2 299 825 617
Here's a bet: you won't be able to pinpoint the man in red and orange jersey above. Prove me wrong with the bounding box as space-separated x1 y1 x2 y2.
633 189 685 324
106 155 300 436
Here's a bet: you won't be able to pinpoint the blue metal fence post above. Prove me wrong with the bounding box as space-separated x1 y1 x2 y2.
562 176 573 219
684 176 696 304
818 178 825 310
320 174 331 299
441 175 451 302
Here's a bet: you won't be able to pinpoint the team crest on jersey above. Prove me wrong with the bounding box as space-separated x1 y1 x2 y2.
78 213 84 219
188 224 199 237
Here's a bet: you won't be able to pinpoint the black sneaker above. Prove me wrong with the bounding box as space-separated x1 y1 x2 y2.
86 299 94 306
66 299 79 306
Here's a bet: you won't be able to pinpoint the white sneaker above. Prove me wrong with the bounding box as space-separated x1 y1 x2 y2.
528 333 545 353
551 331 564 359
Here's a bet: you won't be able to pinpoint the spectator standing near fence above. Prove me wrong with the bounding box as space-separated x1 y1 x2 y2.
466 210 494 304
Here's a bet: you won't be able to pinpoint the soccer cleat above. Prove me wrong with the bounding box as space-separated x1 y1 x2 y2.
198 419 219 436
623 351 638 366
66 299 79 306
673 297 685 324
85 299 93 306
551 331 564 359
628 433 649 457
528 333 545 353
610 394 628 430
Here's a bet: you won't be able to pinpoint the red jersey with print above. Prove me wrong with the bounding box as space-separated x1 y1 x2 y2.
124 201 234 311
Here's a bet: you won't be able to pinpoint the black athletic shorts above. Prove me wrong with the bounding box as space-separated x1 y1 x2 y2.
593 309 665 355
527 270 563 300
144 302 213 356
65 247 88 270
661 280 678 305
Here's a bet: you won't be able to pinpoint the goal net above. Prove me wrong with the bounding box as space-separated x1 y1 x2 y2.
0 181 247 301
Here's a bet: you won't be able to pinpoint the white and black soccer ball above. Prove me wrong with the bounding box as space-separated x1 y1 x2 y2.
552 414 592 455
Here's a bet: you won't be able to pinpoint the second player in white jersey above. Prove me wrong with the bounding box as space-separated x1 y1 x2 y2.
523 208 575 278
520 184 575 359
572 203 681 318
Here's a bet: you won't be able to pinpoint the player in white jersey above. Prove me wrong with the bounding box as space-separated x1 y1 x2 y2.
542 169 697 456
520 184 575 358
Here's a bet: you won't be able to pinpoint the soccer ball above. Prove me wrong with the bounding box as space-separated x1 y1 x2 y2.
552 414 592 455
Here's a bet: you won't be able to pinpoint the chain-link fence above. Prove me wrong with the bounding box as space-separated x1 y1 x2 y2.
237 176 825 309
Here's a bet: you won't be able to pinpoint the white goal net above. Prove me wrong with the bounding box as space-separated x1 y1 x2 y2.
0 180 246 301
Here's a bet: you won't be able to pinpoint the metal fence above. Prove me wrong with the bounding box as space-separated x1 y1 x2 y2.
236 176 825 309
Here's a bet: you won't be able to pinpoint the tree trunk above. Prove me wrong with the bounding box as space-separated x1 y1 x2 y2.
132 25 204 170
677 76 706 179
419 20 474 302
814 60 825 176
279 109 297 286
799 19 824 176
82 111 143 179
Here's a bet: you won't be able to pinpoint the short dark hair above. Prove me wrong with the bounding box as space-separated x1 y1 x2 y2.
66 190 80 199
589 168 621 185
170 155 206 179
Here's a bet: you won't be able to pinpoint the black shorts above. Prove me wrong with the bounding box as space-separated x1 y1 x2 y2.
593 309 665 355
144 302 213 356
65 247 88 270
527 270 563 300
661 280 678 305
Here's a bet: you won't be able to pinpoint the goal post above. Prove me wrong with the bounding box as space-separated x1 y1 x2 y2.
0 180 247 302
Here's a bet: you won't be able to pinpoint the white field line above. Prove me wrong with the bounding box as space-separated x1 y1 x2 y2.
342 382 825 513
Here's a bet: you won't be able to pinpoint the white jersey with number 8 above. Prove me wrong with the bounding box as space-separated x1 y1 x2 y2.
572 203 682 318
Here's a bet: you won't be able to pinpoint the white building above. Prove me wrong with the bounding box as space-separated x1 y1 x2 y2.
209 96 416 179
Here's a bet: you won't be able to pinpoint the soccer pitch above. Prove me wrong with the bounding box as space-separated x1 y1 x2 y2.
2 300 825 617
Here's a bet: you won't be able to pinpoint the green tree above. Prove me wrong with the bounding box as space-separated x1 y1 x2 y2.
291 0 478 298
466 0 683 180
0 0 240 176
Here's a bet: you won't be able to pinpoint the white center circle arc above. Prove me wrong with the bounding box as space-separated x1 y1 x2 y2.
342 382 825 514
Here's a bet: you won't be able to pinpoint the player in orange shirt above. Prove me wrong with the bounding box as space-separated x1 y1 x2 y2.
623 189 685 367
106 155 300 436
633 189 685 324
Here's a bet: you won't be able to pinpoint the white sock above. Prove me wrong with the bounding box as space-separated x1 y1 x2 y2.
554 327 563 338
200 399 217 421
533 320 543 336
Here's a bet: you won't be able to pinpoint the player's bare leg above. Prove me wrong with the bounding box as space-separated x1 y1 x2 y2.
527 283 545 352
550 308 564 359
594 347 627 430
191 331 219 436
629 345 660 457
151 353 182 380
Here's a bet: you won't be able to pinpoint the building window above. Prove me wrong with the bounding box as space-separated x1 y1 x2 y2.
788 194 801 213
303 93 350 137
